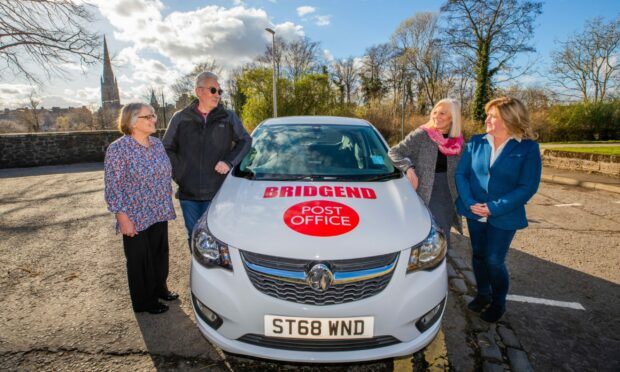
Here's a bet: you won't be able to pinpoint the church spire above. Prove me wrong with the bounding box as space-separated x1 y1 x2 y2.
150 89 159 109
101 35 120 109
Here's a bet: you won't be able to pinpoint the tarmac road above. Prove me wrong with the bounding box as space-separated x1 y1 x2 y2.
1 163 618 371
0 163 471 371
504 177 620 371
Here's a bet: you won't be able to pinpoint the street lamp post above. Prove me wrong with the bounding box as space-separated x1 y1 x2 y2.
265 27 277 117
401 77 407 140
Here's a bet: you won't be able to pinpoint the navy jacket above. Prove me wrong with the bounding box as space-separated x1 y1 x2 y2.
455 134 541 230
162 101 251 201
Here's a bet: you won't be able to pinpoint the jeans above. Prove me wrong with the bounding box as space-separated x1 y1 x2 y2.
179 199 211 249
466 218 516 309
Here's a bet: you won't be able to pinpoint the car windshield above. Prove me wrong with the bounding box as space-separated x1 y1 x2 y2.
234 123 400 181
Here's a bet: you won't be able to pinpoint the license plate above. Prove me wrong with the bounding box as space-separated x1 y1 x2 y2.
264 315 374 339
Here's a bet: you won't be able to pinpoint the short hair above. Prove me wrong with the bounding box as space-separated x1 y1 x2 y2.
117 102 153 135
485 97 536 139
428 98 462 138
195 71 219 89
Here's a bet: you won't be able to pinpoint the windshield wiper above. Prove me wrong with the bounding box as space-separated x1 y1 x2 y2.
361 172 402 181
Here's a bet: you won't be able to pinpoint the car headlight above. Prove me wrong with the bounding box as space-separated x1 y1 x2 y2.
406 219 447 273
192 217 233 271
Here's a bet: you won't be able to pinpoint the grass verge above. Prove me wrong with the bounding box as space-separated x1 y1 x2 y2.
549 147 620 156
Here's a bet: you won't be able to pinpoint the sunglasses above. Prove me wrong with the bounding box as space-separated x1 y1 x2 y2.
200 86 223 95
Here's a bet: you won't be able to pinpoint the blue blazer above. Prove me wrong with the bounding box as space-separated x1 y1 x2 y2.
455 134 541 230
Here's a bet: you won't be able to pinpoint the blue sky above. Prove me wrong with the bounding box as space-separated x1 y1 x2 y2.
1 0 619 109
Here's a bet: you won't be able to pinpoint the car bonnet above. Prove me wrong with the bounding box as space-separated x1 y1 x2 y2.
205 176 432 260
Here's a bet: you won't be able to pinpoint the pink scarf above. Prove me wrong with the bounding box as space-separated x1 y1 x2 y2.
422 126 464 156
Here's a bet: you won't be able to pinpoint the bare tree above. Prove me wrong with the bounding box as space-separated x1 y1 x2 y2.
170 59 221 99
384 53 406 106
227 67 247 116
550 17 620 104
0 0 100 83
448 56 475 115
255 36 322 82
283 38 322 81
359 44 391 103
440 0 542 123
256 36 286 79
392 13 453 110
16 90 42 132
499 85 555 110
331 58 357 104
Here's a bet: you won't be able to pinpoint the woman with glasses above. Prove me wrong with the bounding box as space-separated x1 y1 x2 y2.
104 102 177 314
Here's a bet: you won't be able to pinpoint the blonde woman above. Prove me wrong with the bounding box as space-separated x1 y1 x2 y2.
389 98 464 248
455 97 541 322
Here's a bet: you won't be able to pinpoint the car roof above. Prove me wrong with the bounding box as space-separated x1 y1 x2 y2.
260 116 373 127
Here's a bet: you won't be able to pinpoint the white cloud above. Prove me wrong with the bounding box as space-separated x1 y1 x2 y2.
297 6 316 17
62 87 101 106
0 84 35 108
1 1 307 108
273 22 306 42
40 95 87 108
315 15 331 26
323 49 334 62
96 1 304 75
58 62 87 73
352 57 365 72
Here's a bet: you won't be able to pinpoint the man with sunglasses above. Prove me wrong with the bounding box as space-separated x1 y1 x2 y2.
163 71 251 248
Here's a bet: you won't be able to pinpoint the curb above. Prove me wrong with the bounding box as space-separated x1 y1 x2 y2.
446 249 533 371
541 174 620 194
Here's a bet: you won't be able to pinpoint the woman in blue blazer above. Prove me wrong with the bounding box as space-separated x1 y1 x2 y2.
455 97 541 322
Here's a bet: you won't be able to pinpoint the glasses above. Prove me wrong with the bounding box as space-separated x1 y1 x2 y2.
199 86 223 95
138 114 157 120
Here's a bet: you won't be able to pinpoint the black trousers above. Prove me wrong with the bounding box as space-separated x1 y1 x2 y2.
429 172 454 249
122 221 170 311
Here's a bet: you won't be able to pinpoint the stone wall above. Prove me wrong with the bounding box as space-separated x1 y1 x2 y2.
2 131 619 178
541 149 620 177
0 130 165 169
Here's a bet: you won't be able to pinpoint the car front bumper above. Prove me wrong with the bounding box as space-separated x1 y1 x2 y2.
190 247 447 363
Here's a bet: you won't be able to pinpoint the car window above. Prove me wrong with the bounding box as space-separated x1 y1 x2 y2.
234 124 400 181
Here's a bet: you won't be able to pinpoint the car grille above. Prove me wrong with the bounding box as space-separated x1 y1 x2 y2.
240 251 399 305
237 334 400 351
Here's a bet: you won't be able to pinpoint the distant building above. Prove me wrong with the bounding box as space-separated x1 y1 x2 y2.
100 36 121 110
150 89 160 110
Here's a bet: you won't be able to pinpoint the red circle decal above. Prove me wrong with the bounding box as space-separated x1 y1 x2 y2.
283 200 360 237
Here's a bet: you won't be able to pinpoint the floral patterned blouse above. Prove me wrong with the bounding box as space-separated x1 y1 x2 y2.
104 135 176 233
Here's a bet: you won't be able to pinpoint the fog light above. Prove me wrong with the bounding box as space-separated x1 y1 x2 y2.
192 293 223 330
416 297 445 333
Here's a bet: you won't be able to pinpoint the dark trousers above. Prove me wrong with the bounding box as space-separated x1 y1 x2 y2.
122 221 170 311
466 218 516 309
429 172 454 249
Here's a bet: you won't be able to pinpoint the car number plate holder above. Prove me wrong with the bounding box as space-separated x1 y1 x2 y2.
264 315 374 339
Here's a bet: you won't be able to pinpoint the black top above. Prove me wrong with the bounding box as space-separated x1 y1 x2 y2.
435 133 449 173
162 100 252 200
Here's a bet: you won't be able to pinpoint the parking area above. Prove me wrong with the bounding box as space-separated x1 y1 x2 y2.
2 163 617 371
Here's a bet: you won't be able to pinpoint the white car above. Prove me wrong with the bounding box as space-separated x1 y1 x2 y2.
190 116 447 363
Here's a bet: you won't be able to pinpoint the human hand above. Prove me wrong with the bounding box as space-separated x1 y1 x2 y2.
406 168 419 190
116 213 138 237
215 161 231 174
470 203 490 217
